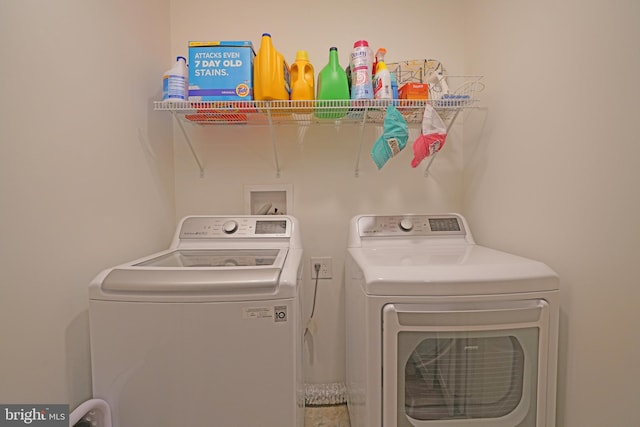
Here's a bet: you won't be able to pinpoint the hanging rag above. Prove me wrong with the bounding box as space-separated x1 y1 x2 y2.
370 105 409 169
411 104 447 168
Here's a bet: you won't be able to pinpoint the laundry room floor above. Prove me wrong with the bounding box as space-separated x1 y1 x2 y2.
304 404 351 427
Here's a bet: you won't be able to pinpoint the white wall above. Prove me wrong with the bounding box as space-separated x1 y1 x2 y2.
3 1 638 425
463 1 640 426
0 0 174 408
169 0 469 383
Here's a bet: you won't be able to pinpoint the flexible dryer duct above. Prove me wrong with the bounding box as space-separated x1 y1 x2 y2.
304 382 348 406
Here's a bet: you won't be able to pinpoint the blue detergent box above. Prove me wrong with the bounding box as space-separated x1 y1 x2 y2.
188 41 255 101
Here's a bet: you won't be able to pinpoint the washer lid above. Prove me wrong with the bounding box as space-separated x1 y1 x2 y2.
135 248 283 268
98 248 287 295
348 244 559 296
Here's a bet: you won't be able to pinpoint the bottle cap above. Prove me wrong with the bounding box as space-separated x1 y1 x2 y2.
353 40 369 48
376 48 387 61
329 47 337 51
262 33 271 37
296 50 309 61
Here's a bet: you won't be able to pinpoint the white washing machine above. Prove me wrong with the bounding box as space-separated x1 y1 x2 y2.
345 213 560 427
89 215 304 427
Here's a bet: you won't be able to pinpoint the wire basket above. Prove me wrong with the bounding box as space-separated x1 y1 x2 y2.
387 59 484 120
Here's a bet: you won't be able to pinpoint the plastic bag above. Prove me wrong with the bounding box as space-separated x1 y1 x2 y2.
411 104 447 168
371 105 409 169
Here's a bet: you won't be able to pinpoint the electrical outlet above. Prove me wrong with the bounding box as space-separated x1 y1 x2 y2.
310 257 332 279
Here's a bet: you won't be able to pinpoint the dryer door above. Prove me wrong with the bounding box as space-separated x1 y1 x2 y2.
382 300 550 427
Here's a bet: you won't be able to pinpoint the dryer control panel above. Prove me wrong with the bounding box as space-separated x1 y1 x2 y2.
356 214 467 237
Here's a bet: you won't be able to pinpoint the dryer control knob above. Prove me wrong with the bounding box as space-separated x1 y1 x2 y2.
222 220 238 234
399 218 414 231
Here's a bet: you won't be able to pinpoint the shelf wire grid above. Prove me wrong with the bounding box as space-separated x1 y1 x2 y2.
154 76 482 126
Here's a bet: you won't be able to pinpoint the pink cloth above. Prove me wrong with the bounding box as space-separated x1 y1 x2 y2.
411 132 447 168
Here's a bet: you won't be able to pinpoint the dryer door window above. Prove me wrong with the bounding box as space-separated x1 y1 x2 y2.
382 300 550 427
401 331 536 423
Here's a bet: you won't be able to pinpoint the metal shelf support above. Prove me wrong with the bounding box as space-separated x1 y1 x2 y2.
424 108 462 177
353 106 370 178
265 103 281 178
173 112 204 178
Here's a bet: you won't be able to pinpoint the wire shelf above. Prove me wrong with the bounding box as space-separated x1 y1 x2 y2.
154 97 479 126
154 76 483 177
153 75 482 126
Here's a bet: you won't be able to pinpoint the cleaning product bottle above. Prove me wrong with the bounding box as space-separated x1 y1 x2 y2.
315 47 350 119
344 64 352 97
349 40 374 100
162 56 188 102
390 72 399 101
290 50 315 103
254 33 291 101
373 48 392 100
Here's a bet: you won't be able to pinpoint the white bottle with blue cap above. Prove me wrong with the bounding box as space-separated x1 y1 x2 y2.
162 56 188 102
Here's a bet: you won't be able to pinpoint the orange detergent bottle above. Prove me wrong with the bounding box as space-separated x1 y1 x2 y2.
253 33 291 101
290 50 315 101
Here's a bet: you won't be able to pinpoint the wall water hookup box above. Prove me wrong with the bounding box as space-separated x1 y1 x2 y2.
244 184 293 215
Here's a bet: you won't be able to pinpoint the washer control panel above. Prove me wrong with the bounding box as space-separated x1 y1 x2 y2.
357 214 466 237
179 217 290 239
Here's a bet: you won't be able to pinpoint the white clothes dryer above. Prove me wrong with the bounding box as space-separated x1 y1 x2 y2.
89 215 304 427
345 213 559 427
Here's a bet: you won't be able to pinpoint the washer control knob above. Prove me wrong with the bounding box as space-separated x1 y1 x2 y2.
222 220 238 234
399 218 414 232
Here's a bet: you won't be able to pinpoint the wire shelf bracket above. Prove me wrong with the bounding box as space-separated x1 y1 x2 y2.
172 112 204 178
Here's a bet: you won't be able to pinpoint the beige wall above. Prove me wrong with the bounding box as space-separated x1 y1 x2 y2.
0 0 175 408
463 1 640 426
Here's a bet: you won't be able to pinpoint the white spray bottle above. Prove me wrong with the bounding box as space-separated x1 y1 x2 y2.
373 48 392 100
